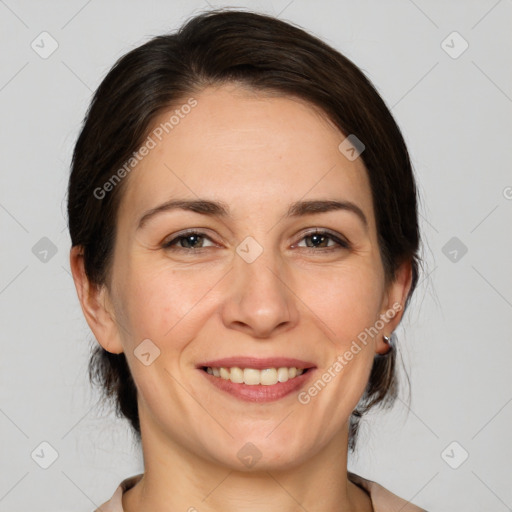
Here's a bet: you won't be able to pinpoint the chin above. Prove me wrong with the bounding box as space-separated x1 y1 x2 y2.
201 432 314 473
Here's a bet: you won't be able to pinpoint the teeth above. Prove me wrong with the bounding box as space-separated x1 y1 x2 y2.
205 366 305 385
277 367 289 382
244 368 261 385
230 366 244 383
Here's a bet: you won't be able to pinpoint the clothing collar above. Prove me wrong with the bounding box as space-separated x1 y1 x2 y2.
95 472 426 511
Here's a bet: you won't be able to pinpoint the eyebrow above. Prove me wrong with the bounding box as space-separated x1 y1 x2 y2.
137 198 368 230
137 199 230 229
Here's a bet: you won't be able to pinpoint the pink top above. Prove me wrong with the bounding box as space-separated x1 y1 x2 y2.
94 472 426 511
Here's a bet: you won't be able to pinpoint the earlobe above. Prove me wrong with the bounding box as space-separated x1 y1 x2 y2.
69 246 124 354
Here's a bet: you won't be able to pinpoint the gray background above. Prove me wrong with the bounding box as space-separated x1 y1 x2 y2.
1 0 511 510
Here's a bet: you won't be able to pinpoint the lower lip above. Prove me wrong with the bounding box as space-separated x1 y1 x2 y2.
199 368 315 402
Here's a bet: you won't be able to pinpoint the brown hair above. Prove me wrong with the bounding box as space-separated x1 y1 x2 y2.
67 9 420 451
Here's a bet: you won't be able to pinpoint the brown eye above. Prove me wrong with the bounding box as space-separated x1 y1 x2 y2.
163 231 215 250
304 233 332 248
295 230 350 250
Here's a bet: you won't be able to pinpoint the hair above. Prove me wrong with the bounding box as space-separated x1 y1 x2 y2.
67 9 420 452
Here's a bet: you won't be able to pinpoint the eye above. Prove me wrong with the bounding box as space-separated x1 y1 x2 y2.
294 229 350 251
162 230 216 250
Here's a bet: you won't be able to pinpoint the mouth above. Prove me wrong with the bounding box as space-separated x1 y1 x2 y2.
197 357 316 402
201 366 310 385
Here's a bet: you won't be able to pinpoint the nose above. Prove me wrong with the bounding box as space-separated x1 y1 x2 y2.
220 247 299 339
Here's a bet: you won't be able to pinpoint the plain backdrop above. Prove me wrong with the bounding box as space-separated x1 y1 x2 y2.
1 1 511 510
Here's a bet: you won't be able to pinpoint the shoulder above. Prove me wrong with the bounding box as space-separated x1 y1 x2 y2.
348 472 428 512
93 474 142 512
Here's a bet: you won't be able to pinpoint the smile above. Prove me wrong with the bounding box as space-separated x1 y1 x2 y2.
203 366 307 385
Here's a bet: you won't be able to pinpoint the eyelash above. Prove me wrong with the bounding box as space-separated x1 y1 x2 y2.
162 228 351 253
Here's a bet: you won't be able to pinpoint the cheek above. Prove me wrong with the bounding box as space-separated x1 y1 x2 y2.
295 261 385 342
114 260 223 349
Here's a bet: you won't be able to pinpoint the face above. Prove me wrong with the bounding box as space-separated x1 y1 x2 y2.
82 84 408 471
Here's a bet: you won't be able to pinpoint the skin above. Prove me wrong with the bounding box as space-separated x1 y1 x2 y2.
71 83 412 512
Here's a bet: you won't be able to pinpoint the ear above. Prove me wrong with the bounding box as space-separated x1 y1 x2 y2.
69 246 124 354
375 260 413 355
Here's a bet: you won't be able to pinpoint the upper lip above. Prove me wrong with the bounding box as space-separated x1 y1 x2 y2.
197 357 316 370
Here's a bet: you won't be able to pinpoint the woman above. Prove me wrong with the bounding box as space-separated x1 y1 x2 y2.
68 10 425 511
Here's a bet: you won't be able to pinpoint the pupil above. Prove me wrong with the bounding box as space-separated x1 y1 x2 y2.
184 235 201 248
309 234 325 247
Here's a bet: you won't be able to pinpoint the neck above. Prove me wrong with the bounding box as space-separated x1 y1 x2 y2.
122 413 372 512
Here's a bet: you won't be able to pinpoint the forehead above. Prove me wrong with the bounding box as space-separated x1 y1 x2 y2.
119 84 375 226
